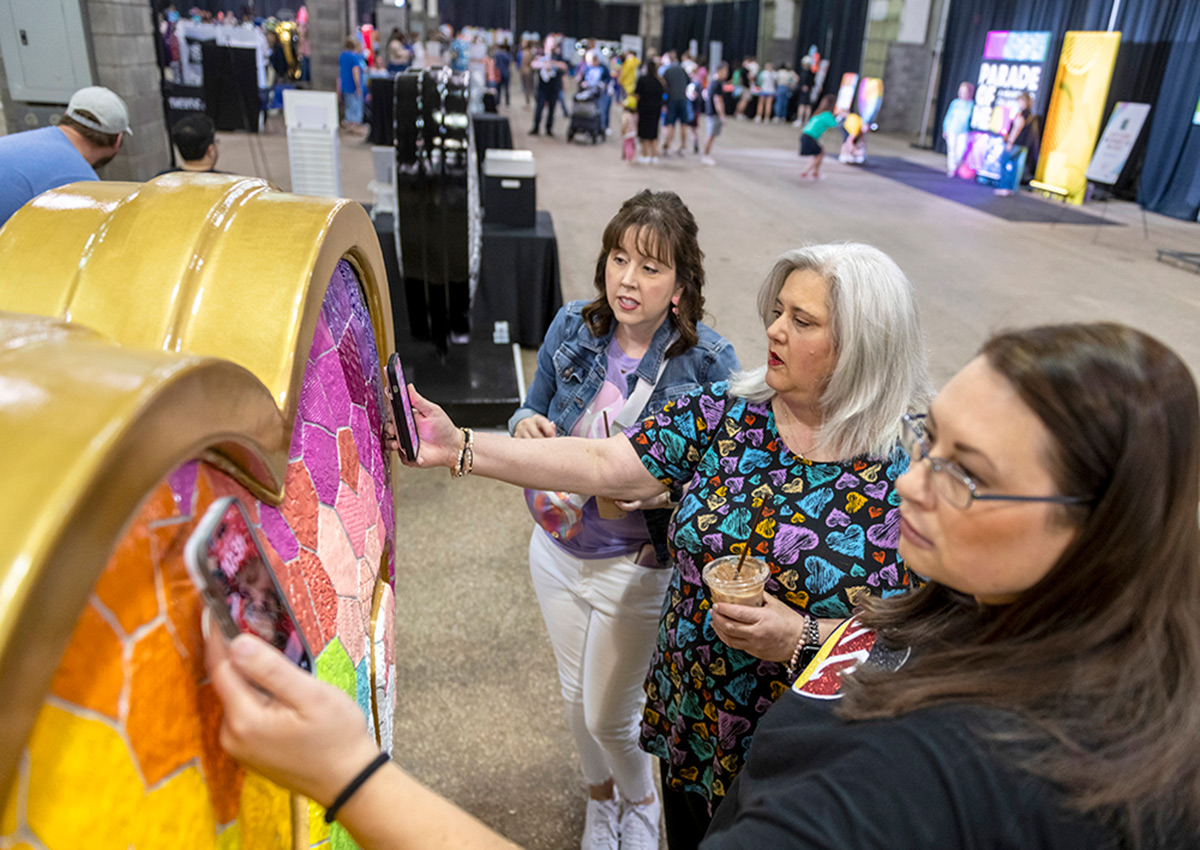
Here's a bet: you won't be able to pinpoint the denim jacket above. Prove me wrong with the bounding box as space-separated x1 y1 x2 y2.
509 300 741 436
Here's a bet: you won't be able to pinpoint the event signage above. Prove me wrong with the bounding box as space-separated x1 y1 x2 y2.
965 31 1052 181
835 73 859 112
1036 31 1122 204
1085 102 1151 185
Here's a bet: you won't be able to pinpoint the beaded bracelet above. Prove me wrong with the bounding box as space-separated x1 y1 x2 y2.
451 427 474 478
324 751 391 824
786 614 822 678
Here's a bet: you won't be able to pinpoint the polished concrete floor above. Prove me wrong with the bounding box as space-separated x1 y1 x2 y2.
216 100 1200 849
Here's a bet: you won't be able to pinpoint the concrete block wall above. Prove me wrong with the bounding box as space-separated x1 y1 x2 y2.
308 0 350 96
84 0 170 180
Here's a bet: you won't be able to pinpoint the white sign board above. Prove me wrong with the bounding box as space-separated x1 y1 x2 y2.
1085 102 1151 185
620 34 643 59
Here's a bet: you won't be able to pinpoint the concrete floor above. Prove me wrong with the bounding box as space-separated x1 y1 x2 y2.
217 101 1200 849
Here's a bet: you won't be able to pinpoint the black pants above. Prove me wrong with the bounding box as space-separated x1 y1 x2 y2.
659 760 716 850
532 87 557 133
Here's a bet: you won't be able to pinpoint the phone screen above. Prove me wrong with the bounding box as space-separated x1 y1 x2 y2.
185 497 313 671
387 352 420 462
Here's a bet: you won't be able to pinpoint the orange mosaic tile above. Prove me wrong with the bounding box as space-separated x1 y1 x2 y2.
298 549 337 647
196 681 243 826
281 461 319 552
47 601 123 720
93 483 176 635
337 427 360 491
273 555 320 652
127 623 203 786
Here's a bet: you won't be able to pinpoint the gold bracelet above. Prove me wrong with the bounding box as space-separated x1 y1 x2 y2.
451 428 474 478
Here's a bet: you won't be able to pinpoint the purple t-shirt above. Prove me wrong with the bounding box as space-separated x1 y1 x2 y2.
546 336 651 558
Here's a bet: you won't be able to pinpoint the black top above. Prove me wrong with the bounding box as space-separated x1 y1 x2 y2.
1011 107 1034 148
703 692 1121 850
705 77 724 116
662 63 690 102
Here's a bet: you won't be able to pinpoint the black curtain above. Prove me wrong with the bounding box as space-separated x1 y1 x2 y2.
934 0 1195 200
794 0 869 102
1138 2 1200 219
661 2 760 64
515 0 639 40
440 0 511 30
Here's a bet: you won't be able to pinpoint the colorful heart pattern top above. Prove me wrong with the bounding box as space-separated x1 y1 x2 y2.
626 383 914 805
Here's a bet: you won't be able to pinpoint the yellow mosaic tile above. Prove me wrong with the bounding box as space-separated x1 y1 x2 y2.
307 797 331 845
237 770 292 850
137 765 217 850
215 822 240 850
26 705 140 850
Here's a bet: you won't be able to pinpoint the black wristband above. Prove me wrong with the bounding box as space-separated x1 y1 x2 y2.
324 752 391 824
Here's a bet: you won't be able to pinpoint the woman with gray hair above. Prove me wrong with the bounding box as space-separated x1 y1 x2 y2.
390 242 931 850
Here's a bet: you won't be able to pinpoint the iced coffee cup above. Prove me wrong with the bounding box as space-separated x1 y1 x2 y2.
595 496 628 520
703 555 770 607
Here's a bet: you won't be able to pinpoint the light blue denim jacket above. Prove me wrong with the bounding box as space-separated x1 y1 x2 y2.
508 300 741 436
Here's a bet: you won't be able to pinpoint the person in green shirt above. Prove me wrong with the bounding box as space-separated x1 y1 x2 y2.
799 94 844 180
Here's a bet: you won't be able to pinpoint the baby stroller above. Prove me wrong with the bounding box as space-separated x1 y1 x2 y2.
567 86 604 144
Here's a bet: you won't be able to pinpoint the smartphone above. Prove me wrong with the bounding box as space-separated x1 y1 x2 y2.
386 352 420 463
184 496 314 672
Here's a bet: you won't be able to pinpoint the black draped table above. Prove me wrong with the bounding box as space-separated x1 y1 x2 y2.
474 211 562 348
368 75 395 146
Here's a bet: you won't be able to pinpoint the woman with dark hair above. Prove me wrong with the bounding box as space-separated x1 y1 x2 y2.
206 321 1200 850
507 189 739 850
634 58 664 163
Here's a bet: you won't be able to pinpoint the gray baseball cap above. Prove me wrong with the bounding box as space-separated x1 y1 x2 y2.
65 86 133 136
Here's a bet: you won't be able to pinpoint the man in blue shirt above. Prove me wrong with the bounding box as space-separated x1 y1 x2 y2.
0 85 130 227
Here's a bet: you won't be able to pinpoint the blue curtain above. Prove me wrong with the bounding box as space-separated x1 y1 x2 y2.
934 0 1198 208
1137 2 1200 219
661 2 760 64
793 0 869 103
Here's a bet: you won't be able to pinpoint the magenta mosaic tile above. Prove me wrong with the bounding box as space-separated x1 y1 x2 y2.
259 504 300 563
167 461 198 514
315 351 354 433
302 422 340 506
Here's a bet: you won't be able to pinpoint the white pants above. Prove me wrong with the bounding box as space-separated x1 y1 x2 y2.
946 131 969 174
528 529 671 802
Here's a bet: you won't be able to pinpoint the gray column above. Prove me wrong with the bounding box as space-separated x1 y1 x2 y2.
309 0 351 94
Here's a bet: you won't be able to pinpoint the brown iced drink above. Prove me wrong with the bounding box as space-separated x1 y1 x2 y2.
703 555 770 607
595 497 628 519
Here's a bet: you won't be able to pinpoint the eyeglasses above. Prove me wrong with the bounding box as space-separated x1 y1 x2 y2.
900 414 1089 510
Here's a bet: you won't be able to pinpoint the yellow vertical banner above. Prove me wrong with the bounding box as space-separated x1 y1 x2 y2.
1035 31 1121 203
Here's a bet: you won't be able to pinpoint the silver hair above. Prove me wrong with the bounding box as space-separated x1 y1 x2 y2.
728 243 932 460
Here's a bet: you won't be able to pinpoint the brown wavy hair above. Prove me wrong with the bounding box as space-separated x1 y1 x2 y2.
580 189 706 359
841 323 1200 842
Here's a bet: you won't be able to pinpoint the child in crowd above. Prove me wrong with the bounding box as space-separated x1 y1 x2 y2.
621 98 638 163
798 94 843 180
943 81 975 177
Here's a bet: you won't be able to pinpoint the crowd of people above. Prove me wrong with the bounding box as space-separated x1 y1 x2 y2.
499 38 827 171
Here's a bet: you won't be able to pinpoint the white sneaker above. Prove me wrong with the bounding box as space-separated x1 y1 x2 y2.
582 796 620 850
618 797 660 850
701 156 716 166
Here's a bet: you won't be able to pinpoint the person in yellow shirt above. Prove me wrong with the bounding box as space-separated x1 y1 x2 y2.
618 51 640 104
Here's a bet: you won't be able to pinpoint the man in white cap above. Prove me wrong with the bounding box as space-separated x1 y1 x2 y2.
0 85 132 227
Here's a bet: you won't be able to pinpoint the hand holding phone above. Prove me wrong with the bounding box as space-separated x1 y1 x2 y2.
386 352 421 463
185 497 313 672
